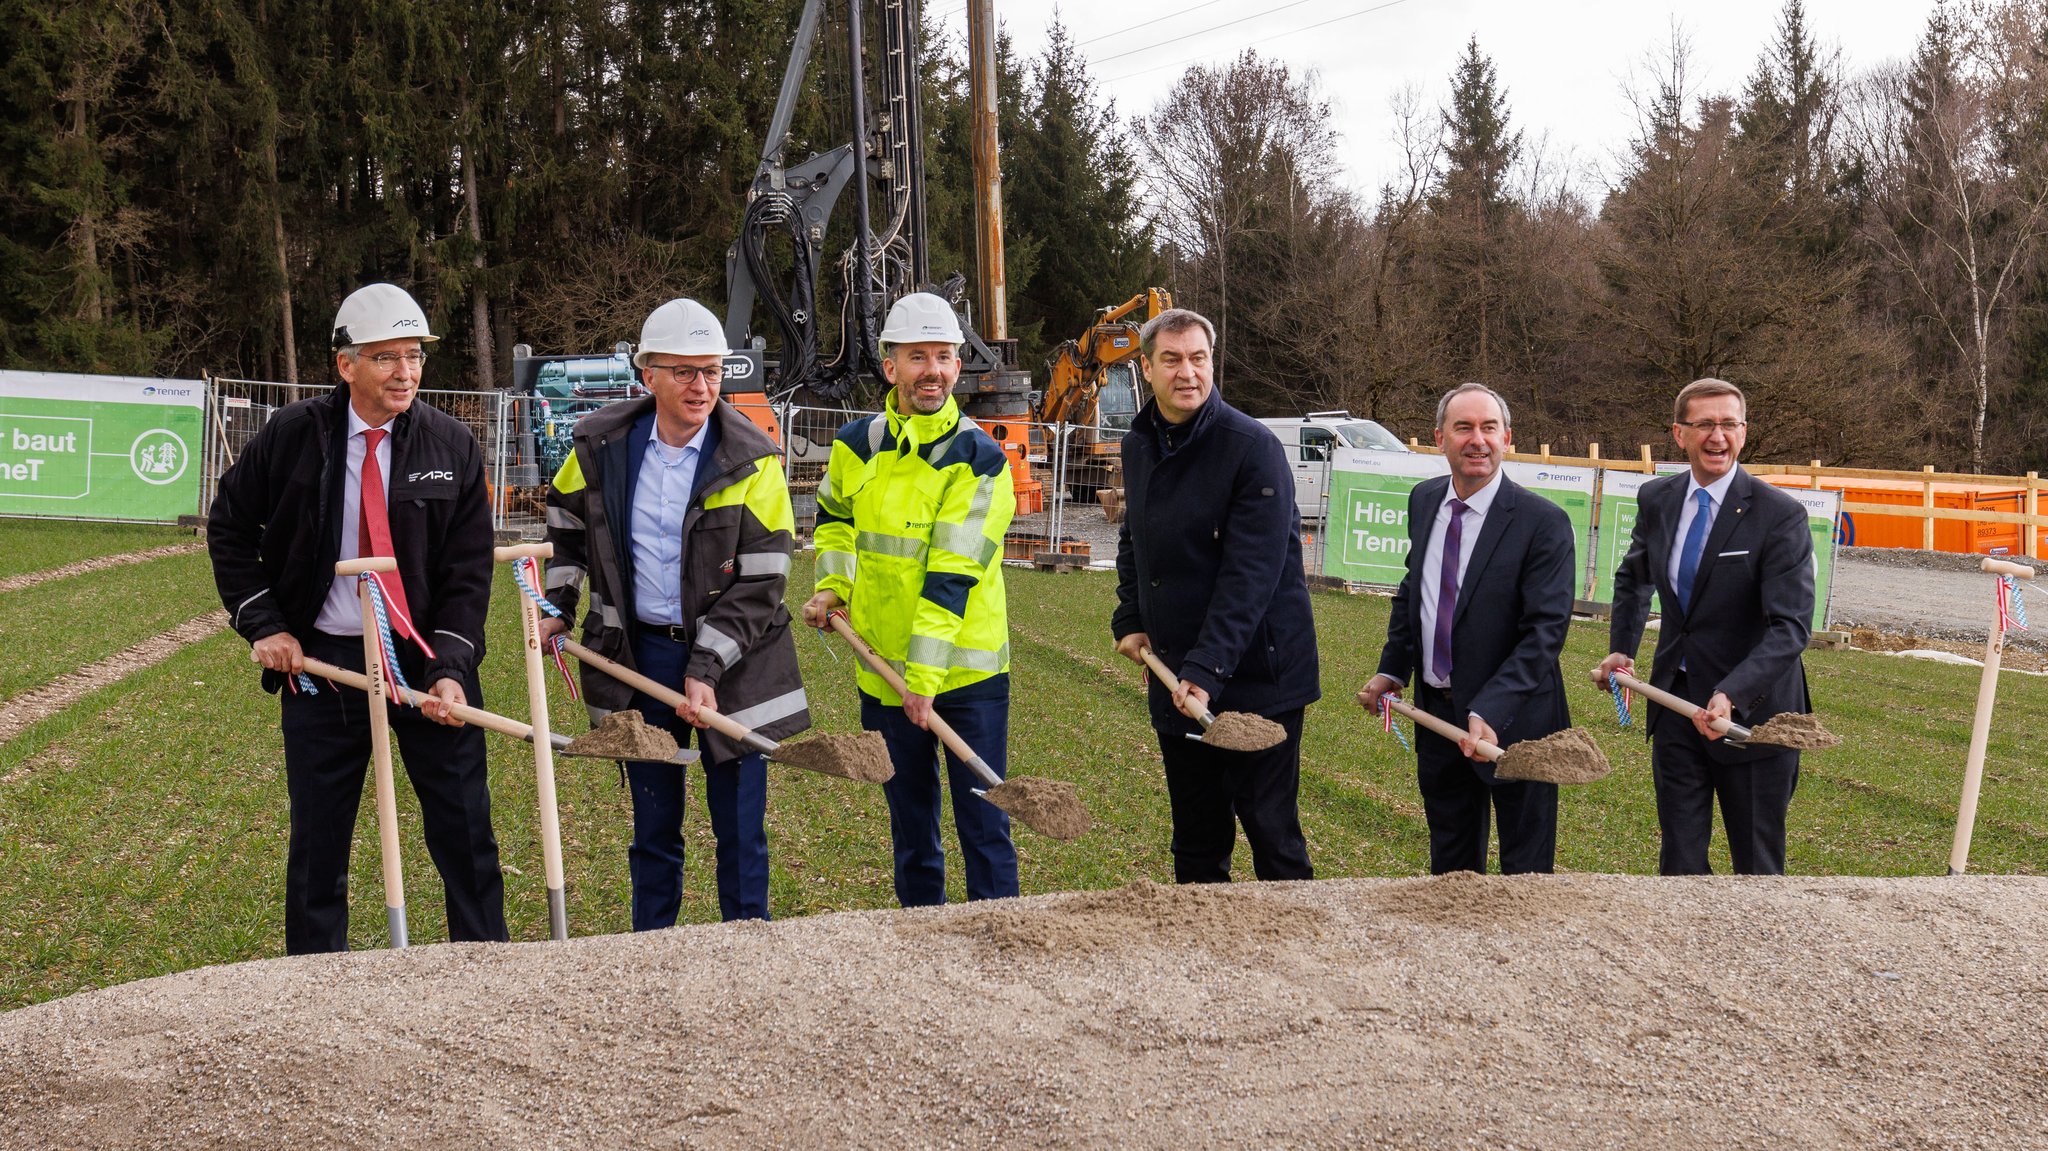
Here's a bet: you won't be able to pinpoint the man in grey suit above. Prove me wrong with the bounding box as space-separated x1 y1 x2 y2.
1360 383 1577 875
1596 378 1814 875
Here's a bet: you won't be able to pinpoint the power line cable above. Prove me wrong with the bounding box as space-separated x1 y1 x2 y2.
1100 0 1416 83
1078 0 1238 47
1093 0 1330 66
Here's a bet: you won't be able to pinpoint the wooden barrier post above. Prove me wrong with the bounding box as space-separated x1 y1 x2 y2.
1923 465 1937 550
1951 557 2036 874
2028 472 2040 561
1639 444 1654 474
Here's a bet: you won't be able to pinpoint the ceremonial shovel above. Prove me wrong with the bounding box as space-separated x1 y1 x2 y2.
1372 693 1612 784
826 613 1092 839
1134 646 1285 751
1950 557 2035 874
558 637 893 783
1608 670 1762 745
336 556 409 948
497 544 570 941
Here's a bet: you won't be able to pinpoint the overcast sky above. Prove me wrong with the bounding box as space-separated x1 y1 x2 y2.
931 0 1942 194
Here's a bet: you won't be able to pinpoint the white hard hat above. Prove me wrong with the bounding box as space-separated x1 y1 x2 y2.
634 298 729 365
878 292 964 345
331 283 437 348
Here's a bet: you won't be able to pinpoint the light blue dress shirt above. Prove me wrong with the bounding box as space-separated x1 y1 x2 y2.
631 420 708 626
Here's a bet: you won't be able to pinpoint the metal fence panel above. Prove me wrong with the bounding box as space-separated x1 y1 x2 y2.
204 378 520 531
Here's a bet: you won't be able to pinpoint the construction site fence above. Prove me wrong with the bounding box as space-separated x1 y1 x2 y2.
1407 439 2048 559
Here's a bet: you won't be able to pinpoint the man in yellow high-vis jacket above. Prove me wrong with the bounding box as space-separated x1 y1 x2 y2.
802 292 1019 906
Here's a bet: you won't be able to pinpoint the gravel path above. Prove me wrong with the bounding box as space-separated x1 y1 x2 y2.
0 542 208 594
3 873 2044 1150
0 611 226 744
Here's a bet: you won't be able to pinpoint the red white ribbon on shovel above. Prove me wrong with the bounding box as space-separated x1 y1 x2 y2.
1998 574 2029 633
1377 694 1412 752
509 556 580 701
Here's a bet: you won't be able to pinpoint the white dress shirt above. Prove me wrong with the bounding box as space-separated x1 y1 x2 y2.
1419 467 1504 689
631 419 709 626
314 406 395 636
1668 468 1738 591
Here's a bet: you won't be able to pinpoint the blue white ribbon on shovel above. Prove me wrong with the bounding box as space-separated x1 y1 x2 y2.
1377 694 1411 753
509 555 580 701
361 569 436 705
1608 673 1633 727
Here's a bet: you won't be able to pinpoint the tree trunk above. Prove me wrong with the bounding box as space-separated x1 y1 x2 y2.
268 136 298 384
464 141 496 390
70 85 102 324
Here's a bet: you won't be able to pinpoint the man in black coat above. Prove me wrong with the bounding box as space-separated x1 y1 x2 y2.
1360 383 1576 874
209 283 507 953
1596 378 1814 875
1112 308 1318 884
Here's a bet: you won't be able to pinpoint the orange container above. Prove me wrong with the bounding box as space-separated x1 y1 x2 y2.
1759 474 2018 553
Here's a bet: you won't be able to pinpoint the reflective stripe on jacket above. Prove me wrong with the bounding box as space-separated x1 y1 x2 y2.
544 397 809 761
815 392 1014 702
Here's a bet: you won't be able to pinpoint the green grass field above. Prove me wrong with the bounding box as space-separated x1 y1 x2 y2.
2 526 2044 1010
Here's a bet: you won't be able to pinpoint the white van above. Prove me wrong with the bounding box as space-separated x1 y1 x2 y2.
1257 411 1408 520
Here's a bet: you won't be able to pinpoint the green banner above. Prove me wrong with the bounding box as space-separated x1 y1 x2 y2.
1322 451 1599 589
1503 461 1597 600
0 371 204 521
1322 450 1445 584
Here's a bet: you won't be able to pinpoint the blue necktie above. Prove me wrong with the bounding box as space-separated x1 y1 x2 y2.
1676 488 1712 612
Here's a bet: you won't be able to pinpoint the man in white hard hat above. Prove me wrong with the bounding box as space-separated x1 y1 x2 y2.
209 282 508 953
539 298 808 926
801 292 1020 906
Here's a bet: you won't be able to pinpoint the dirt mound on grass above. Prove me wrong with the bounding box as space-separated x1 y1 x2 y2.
4 875 2047 1150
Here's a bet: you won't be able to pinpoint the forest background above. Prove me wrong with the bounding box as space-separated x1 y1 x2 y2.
3 0 2046 472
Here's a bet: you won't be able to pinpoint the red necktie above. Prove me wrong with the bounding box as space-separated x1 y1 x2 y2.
358 428 413 621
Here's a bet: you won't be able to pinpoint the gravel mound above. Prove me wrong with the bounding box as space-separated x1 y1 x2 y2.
4 874 2045 1149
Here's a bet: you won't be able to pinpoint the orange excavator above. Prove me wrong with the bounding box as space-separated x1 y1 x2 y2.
1031 287 1172 504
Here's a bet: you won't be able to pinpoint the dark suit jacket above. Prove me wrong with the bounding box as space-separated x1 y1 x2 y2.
1112 391 1320 732
1607 465 1813 761
1376 473 1576 782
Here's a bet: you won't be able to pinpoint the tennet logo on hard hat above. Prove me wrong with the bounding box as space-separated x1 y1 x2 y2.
921 322 947 335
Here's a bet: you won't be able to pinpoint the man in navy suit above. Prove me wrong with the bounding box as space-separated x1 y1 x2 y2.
1596 378 1813 875
1361 383 1576 874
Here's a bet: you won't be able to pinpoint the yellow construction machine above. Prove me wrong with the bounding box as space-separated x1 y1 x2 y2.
1029 287 1172 507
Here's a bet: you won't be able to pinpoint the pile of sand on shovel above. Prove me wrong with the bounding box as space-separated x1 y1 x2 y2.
559 710 681 761
983 777 1092 841
1746 712 1842 750
1205 711 1286 752
773 732 895 783
1491 726 1612 785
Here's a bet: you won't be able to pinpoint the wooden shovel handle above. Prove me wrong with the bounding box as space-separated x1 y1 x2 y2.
826 614 1002 789
335 556 398 576
1983 557 2034 580
558 638 778 755
494 542 554 562
1375 693 1504 762
291 654 555 745
1135 647 1217 728
1609 670 1746 739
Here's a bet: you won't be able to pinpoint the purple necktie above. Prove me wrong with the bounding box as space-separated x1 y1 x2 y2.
1432 498 1470 684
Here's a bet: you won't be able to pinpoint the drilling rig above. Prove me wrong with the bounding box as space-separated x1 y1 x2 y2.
723 0 1037 507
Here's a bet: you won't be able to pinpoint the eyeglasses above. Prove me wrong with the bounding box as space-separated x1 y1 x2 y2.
650 364 723 386
1682 419 1745 434
364 350 427 370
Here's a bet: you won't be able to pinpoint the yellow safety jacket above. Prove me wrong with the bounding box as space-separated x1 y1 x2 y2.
815 391 1014 702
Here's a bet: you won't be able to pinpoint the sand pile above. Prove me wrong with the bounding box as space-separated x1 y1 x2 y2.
772 732 894 782
6 875 2047 1149
980 776 1091 840
1494 726 1612 784
1748 711 1843 750
1202 710 1285 751
558 710 679 761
